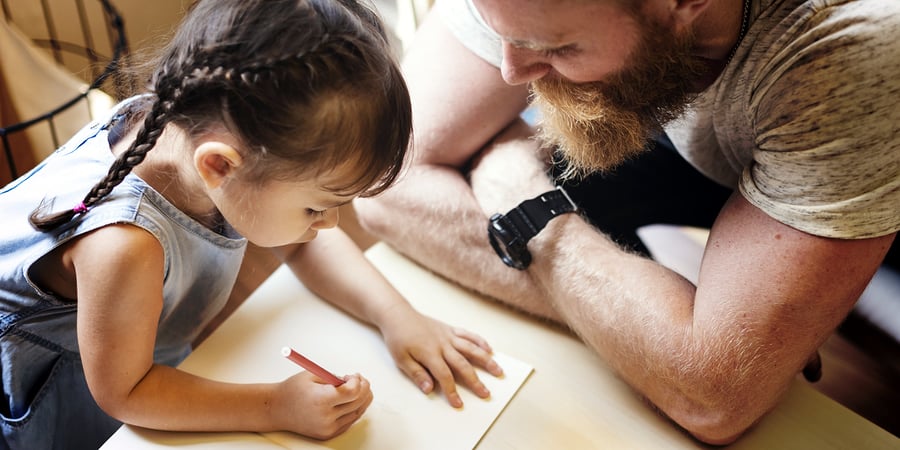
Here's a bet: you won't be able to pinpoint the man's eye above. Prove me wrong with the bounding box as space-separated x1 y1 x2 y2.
543 46 576 58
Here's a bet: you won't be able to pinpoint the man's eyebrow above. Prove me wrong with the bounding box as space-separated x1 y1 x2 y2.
507 38 554 51
506 37 573 53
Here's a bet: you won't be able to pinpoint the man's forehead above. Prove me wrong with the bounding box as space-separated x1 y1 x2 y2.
472 0 580 46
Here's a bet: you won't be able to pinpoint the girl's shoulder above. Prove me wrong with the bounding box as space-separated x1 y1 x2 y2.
30 222 164 301
68 222 165 277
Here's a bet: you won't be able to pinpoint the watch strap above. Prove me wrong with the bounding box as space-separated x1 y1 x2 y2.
505 186 577 242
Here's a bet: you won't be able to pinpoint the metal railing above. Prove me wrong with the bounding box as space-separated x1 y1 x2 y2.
0 0 128 181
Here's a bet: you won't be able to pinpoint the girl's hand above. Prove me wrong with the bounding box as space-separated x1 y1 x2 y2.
379 304 504 408
271 371 373 440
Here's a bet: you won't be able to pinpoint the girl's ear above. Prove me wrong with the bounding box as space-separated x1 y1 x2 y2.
194 142 244 189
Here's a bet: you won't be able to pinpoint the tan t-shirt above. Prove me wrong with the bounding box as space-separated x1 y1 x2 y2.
440 0 900 239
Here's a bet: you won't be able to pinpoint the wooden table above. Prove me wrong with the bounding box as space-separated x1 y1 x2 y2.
103 243 899 449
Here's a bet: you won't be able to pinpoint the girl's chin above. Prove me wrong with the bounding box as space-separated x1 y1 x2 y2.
250 231 317 248
296 231 318 244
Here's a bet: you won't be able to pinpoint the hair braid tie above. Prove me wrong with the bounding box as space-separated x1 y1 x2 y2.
72 202 89 214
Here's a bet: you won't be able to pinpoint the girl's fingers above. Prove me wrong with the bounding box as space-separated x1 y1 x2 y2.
451 327 494 353
451 334 504 377
442 347 491 400
396 356 436 394
331 374 373 418
326 394 372 439
431 351 468 407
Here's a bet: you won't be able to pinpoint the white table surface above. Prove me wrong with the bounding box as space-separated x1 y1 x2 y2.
103 243 900 450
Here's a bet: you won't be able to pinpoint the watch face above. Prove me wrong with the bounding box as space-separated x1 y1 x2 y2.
488 214 532 270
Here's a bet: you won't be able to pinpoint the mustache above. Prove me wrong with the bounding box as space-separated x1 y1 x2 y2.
529 22 704 179
531 78 651 179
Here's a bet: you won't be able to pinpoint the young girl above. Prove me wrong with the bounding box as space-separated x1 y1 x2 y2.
0 0 503 448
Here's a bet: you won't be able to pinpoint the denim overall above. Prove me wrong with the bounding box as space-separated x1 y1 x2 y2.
0 100 247 449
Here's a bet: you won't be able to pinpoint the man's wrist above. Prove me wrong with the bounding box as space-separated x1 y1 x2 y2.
487 186 578 270
528 212 580 254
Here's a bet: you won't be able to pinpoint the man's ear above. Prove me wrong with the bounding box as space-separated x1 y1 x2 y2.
194 142 244 189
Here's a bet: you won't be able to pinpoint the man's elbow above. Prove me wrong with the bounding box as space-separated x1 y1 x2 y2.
685 419 747 446
353 197 391 238
670 400 764 446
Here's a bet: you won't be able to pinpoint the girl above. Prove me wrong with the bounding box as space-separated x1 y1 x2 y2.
0 0 502 448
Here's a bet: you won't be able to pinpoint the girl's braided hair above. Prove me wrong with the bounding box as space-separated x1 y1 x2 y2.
30 0 411 230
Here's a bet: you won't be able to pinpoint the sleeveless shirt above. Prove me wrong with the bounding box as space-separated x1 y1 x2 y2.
0 98 247 449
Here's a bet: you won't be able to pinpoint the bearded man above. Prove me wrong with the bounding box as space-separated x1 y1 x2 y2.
355 0 899 444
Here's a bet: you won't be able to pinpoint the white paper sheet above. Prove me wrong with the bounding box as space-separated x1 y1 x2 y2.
103 266 532 449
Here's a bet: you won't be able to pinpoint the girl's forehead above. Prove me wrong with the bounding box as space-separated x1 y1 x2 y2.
254 177 352 209
320 156 383 195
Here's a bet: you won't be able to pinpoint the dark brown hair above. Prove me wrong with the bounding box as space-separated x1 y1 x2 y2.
30 0 411 230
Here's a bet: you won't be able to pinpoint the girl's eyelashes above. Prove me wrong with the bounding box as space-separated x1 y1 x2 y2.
306 208 327 218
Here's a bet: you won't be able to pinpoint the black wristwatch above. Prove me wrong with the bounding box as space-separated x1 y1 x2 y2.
487 186 578 270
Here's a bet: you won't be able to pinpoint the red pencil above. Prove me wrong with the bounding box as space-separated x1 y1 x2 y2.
281 346 346 386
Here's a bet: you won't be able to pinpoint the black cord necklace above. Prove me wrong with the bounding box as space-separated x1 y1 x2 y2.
725 0 751 67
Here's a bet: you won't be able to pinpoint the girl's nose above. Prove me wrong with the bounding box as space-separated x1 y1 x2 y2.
312 207 340 230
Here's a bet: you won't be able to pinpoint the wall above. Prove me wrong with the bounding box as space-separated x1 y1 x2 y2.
115 0 190 50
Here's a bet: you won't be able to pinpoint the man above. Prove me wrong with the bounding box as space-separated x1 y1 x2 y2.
355 0 899 444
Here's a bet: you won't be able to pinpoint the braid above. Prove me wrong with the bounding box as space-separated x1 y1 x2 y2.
29 87 180 231
83 98 173 205
188 32 334 91
29 46 322 231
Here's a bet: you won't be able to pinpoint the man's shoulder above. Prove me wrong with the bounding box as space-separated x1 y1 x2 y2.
739 0 898 99
435 0 503 68
755 0 900 37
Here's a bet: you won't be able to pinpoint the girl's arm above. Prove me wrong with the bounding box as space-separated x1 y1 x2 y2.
271 227 503 408
69 224 371 439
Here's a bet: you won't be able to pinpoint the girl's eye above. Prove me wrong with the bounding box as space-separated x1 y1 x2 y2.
306 208 327 218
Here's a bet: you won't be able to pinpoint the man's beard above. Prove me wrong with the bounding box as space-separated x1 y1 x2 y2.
531 18 704 179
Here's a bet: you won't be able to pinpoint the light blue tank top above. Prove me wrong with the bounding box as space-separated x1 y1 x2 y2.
0 99 247 449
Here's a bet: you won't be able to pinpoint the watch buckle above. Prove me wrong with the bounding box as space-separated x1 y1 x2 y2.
550 185 577 215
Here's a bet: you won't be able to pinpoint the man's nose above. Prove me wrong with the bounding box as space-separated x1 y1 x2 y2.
500 42 551 85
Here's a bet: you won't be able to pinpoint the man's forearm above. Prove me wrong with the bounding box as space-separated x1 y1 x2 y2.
523 195 874 444
355 164 560 320
527 214 762 443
